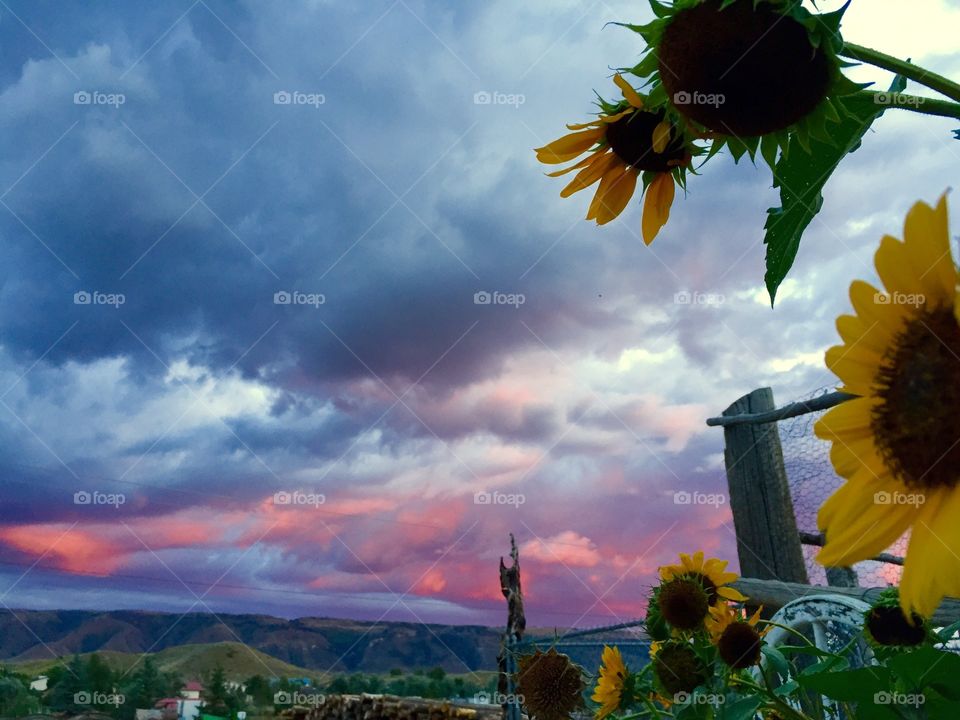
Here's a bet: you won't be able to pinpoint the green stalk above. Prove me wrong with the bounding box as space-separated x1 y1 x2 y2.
729 677 815 720
867 92 960 121
841 42 960 104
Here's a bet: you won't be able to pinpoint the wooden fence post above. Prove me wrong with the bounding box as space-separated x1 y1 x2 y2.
722 388 809 583
497 534 524 720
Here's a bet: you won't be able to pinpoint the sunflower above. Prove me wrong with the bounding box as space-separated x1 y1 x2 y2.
651 640 708 697
516 648 585 720
814 194 960 619
592 645 628 719
620 0 860 169
706 604 768 669
864 602 927 649
535 74 692 245
659 551 747 606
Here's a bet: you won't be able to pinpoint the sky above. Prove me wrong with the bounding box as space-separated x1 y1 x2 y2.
0 0 958 638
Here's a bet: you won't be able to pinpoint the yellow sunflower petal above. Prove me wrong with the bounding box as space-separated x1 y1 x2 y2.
561 151 620 198
567 109 634 130
717 586 748 602
835 314 893 358
814 397 877 442
875 235 927 297
652 120 671 154
613 73 644 109
535 127 606 164
902 194 957 306
817 479 915 566
823 346 879 396
586 162 623 221
641 172 675 245
900 487 960 618
545 153 599 178
849 280 910 335
594 164 639 225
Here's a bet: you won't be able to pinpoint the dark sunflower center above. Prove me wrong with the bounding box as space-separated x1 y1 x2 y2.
865 606 926 647
517 651 584 720
717 622 762 669
657 0 832 136
688 572 719 605
605 111 686 172
871 306 960 490
657 579 709 630
653 643 708 696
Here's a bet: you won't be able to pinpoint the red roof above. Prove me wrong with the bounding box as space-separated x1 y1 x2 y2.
155 698 180 708
184 682 204 691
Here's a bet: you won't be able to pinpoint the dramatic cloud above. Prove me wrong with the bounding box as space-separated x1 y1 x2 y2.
0 0 947 646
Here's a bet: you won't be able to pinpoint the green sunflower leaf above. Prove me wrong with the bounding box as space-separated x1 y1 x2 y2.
648 0 671 18
797 666 892 703
628 51 659 79
717 696 762 720
760 134 779 171
763 79 904 304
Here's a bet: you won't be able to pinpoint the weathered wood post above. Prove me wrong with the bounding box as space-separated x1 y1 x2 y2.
722 388 809 583
497 534 524 720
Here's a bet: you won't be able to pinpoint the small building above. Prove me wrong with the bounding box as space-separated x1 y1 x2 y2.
154 697 180 720
29 675 48 692
181 682 204 700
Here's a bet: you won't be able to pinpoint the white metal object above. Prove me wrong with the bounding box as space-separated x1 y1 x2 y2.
761 594 874 717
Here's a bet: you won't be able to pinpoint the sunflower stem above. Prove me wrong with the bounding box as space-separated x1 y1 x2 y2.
730 678 816 720
863 91 960 121
841 42 960 104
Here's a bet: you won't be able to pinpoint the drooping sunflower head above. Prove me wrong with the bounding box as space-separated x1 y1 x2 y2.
814 194 960 619
644 587 672 641
621 0 859 166
659 551 747 607
706 605 767 669
516 648 586 720
591 645 631 720
656 577 710 630
863 589 928 648
535 74 700 244
651 640 708 697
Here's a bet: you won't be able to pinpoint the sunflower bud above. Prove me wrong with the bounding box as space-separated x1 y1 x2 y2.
652 641 708 696
864 591 927 648
657 578 710 630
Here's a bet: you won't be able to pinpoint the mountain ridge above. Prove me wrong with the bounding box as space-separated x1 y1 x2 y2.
0 609 505 673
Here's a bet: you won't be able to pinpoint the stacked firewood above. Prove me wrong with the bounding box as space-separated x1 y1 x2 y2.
299 693 502 720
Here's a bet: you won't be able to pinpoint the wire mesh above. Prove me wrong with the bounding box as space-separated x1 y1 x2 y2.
777 387 905 589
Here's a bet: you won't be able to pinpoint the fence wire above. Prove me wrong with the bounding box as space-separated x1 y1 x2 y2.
777 387 905 589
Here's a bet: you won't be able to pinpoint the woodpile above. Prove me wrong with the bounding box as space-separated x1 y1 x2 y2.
299 693 502 720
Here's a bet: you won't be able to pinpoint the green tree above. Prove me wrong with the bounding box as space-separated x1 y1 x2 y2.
0 669 40 716
242 674 273 708
119 655 164 719
47 654 88 712
201 665 239 718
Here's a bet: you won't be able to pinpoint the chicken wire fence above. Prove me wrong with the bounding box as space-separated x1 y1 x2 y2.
777 386 904 590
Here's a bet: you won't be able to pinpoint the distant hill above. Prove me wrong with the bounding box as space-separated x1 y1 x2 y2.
0 610 504 673
8 641 319 682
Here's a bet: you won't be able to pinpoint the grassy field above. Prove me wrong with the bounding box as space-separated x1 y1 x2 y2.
7 642 318 682
7 641 501 688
